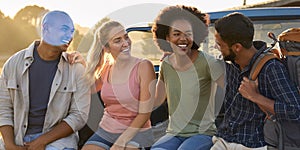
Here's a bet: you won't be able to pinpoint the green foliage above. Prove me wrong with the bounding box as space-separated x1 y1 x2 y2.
0 10 4 19
0 5 90 69
14 5 47 27
69 30 84 51
0 5 47 56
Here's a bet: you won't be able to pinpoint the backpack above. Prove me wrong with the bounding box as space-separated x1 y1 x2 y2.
249 29 300 150
278 28 300 88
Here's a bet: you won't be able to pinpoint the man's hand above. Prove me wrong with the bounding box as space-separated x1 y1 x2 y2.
239 77 276 117
5 144 27 150
239 77 259 102
24 138 47 150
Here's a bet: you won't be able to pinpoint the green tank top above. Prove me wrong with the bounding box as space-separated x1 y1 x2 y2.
160 51 224 137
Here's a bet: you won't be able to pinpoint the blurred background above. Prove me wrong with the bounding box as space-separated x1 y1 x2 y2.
0 0 300 72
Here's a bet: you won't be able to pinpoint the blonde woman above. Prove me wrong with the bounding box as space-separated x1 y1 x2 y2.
72 21 156 150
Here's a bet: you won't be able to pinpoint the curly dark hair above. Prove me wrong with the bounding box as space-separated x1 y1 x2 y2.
152 5 209 52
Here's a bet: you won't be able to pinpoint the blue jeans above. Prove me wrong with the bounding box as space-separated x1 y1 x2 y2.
23 133 75 150
151 134 213 150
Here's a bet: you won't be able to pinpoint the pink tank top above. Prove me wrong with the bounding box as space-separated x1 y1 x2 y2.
99 59 151 133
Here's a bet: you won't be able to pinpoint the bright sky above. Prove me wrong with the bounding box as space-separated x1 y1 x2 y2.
0 0 269 28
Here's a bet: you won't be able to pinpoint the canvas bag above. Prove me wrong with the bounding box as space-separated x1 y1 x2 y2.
278 28 300 88
249 30 300 150
249 51 300 150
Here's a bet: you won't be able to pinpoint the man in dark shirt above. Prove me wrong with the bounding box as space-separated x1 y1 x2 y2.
211 12 300 149
0 10 90 150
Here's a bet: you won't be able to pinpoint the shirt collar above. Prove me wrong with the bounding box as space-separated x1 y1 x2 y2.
247 41 268 70
23 40 68 62
24 41 39 60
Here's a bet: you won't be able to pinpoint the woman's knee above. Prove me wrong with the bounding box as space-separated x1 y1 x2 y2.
81 144 106 150
179 135 213 150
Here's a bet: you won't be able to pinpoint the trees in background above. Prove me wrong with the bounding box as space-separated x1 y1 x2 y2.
14 5 47 27
0 5 93 69
0 5 90 55
0 5 115 71
0 5 45 55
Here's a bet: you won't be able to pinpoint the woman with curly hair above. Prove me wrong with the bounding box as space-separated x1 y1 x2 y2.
151 5 225 150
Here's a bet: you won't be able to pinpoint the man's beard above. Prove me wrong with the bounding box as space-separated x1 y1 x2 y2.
223 48 236 61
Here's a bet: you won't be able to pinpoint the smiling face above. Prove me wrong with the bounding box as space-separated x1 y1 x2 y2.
104 25 131 60
166 19 193 55
41 11 74 50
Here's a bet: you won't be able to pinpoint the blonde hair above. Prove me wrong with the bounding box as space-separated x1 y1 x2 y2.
85 20 124 85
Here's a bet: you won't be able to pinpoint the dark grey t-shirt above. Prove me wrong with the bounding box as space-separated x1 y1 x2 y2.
26 47 59 134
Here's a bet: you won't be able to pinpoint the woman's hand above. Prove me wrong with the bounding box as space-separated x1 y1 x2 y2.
67 51 86 67
160 52 172 61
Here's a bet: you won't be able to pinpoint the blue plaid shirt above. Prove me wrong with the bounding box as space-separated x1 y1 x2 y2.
217 47 300 148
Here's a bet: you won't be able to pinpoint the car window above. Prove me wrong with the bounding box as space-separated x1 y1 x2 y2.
128 31 163 66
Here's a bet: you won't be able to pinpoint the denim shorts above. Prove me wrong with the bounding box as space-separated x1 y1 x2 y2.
85 127 154 149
